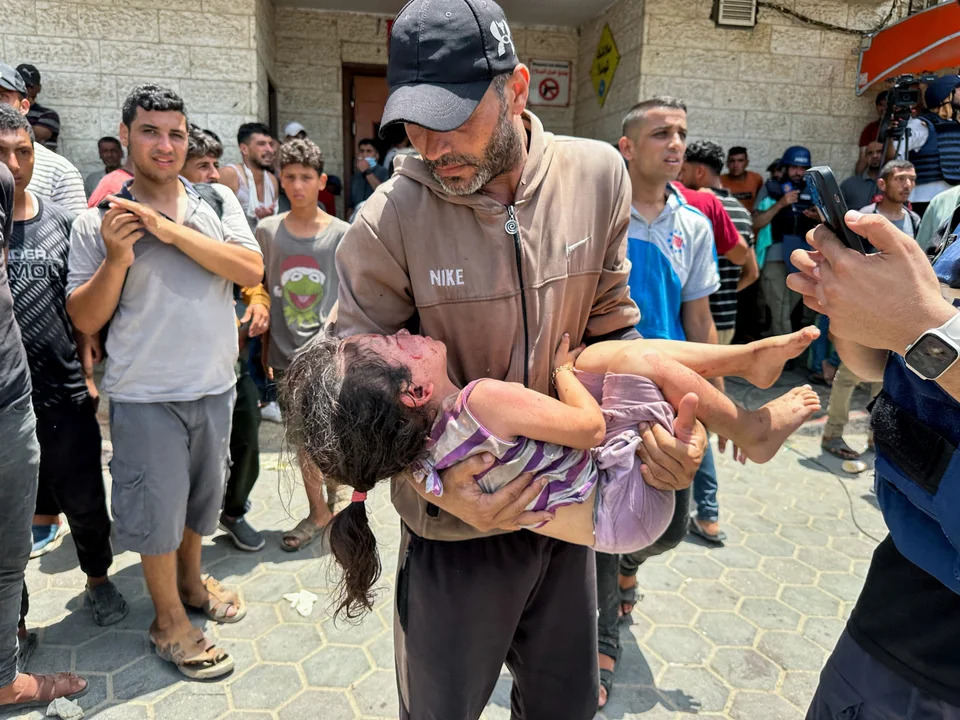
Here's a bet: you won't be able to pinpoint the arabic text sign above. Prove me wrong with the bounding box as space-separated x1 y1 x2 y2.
529 59 572 107
590 24 620 107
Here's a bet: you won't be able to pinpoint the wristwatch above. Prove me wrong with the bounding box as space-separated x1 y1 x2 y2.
361 167 374 177
904 311 960 380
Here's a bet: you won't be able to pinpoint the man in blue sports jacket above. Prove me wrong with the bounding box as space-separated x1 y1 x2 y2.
788 209 960 717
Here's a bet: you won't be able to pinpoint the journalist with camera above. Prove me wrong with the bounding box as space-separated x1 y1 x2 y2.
787 211 960 717
886 75 960 216
752 145 819 335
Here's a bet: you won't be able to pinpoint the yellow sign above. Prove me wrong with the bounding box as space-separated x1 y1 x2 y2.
590 24 620 107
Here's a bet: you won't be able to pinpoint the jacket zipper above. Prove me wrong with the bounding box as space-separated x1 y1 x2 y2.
505 205 530 387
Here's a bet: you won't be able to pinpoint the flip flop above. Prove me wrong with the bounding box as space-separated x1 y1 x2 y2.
281 517 324 553
690 517 727 545
181 575 246 624
0 672 88 711
150 624 234 680
821 436 860 461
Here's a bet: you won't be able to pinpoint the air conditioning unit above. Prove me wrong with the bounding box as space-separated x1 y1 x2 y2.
712 0 758 27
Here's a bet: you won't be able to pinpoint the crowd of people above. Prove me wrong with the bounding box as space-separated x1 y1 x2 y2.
0 0 959 716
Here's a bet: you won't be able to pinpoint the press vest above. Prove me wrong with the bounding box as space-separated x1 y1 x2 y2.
910 114 960 186
873 230 960 593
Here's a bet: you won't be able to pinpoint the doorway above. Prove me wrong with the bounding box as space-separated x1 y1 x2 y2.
342 64 389 214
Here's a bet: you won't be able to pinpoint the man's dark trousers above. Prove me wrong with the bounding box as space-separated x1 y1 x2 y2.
395 525 598 720
223 359 260 518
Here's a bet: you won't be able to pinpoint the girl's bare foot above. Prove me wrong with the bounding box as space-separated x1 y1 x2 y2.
742 385 822 463
746 327 821 389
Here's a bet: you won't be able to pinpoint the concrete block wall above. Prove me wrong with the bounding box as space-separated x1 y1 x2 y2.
2 0 269 174
578 0 895 180
574 0 645 146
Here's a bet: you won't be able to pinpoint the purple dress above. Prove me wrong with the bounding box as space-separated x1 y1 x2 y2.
413 371 677 553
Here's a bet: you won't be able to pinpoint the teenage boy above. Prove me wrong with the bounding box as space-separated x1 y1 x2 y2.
860 160 920 236
0 106 86 712
256 138 348 551
0 101 128 626
66 85 263 679
348 138 388 216
180 124 270 552
721 146 764 211
0 62 85 213
220 123 278 231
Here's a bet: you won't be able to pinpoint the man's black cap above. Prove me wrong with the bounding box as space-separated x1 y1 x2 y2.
15 64 40 88
0 63 26 96
381 0 519 135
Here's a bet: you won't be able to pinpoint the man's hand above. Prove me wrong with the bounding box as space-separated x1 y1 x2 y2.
637 393 706 491
254 203 276 220
242 303 270 337
779 189 800 208
101 206 144 268
106 195 174 242
356 157 371 173
786 210 956 354
802 207 821 221
409 453 554 532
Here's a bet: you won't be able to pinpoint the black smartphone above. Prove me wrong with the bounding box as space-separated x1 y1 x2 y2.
803 167 873 254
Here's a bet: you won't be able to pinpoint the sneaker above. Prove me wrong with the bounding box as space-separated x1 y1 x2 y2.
30 522 65 558
219 514 266 552
260 401 282 423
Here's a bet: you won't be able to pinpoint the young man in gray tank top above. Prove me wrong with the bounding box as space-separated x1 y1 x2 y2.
220 122 279 231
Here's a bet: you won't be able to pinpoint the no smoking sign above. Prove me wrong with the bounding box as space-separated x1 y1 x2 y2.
529 60 571 107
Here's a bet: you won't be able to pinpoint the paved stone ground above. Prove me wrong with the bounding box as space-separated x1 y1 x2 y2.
2 370 887 720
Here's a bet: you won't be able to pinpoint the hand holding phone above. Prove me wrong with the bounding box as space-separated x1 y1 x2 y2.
803 167 873 254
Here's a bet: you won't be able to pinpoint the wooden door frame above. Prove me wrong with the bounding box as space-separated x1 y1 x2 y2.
342 63 388 214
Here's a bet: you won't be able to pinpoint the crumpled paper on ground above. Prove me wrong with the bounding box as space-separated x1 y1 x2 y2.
46 697 84 719
283 589 319 617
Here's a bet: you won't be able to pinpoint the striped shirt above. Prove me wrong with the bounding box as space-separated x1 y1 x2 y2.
707 187 754 331
26 144 87 214
26 102 60 152
416 380 597 513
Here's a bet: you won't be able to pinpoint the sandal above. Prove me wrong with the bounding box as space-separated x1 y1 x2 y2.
0 672 88 711
181 575 246 624
87 580 130 627
690 517 727 545
618 579 640 617
598 647 620 710
281 517 324 553
822 436 860 461
150 624 234 680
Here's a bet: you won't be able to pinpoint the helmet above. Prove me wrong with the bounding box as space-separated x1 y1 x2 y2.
781 145 812 168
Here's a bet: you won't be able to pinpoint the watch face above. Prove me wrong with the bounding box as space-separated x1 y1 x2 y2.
906 333 960 379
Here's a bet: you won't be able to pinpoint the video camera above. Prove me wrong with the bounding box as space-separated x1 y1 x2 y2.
877 73 938 145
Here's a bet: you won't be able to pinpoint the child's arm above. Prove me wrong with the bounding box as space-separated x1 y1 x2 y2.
466 334 606 451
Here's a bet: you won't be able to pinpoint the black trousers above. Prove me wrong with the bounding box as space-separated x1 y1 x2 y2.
33 397 112 578
223 364 261 518
807 630 960 719
596 487 690 660
395 526 598 720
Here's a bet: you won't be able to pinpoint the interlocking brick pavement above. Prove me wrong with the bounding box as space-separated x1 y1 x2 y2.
2 371 886 719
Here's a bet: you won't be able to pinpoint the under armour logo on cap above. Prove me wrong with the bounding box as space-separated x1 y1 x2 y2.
490 20 513 57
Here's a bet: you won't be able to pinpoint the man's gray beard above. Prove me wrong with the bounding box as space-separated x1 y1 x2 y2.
425 105 524 196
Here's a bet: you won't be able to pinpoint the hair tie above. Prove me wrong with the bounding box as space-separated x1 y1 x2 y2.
351 490 367 503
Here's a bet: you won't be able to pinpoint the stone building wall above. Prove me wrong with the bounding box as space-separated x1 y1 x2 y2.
575 0 895 179
3 0 268 174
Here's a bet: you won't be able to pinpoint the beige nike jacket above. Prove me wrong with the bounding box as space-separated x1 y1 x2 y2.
332 110 640 541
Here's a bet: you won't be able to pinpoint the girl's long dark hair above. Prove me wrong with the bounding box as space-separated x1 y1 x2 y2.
280 333 433 620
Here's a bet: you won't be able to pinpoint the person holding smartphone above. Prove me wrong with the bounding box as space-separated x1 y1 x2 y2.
787 211 960 717
349 138 388 217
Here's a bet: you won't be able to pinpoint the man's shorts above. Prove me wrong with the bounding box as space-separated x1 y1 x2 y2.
108 389 235 555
